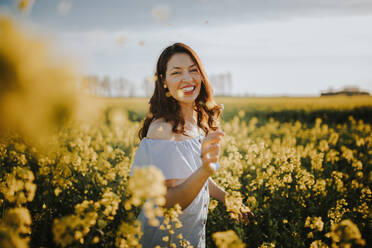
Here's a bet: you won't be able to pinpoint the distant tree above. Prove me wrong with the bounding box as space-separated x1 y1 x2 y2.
142 76 155 97
209 71 233 96
116 78 126 97
129 83 136 98
112 77 131 97
100 76 111 97
80 75 99 96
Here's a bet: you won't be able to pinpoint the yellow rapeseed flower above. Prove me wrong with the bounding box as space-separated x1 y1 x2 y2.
212 230 245 248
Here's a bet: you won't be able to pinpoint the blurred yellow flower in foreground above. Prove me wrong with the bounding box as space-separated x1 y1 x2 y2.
0 224 27 248
0 17 104 152
17 0 34 13
151 5 171 22
126 165 166 208
116 35 127 45
125 166 167 226
3 207 32 244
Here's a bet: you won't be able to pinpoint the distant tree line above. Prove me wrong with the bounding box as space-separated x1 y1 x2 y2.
79 75 136 97
321 86 370 96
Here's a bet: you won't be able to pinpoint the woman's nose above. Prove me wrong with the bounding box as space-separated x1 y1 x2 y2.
181 71 193 82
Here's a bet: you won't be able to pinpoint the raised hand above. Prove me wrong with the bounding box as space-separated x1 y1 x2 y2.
200 127 224 175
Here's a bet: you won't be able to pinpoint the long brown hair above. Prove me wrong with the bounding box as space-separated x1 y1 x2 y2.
138 42 223 140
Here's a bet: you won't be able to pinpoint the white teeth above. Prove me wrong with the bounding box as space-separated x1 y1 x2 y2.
183 86 195 92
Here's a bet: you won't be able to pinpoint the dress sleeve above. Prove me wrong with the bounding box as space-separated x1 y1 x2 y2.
129 140 195 180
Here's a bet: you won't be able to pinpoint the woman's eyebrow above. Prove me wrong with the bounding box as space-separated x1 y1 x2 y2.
170 64 197 70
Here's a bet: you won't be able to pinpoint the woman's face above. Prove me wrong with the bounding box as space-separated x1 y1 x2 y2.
164 53 202 103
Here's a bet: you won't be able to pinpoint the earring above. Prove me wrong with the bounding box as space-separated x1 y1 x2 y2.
163 84 168 89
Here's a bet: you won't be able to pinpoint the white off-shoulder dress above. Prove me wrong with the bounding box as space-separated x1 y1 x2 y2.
129 132 220 248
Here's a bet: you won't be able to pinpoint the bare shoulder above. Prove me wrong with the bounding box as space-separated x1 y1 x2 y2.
146 117 175 140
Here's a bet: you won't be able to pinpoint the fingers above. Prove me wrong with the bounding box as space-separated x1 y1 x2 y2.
235 212 250 226
233 205 255 226
202 143 220 156
202 130 225 147
242 212 250 225
201 143 220 164
201 139 221 164
248 211 255 218
241 206 254 215
201 129 224 173
202 155 219 165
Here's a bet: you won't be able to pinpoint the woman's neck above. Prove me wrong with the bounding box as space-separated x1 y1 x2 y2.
179 102 197 126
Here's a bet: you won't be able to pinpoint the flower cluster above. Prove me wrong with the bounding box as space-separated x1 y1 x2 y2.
52 200 98 247
0 166 36 205
212 230 245 248
115 220 143 248
325 219 365 247
158 204 193 247
305 216 324 239
224 191 243 220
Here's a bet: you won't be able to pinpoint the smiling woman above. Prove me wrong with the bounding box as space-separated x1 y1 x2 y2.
139 42 221 140
129 42 254 247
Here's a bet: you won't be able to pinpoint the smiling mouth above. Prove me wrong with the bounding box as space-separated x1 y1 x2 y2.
182 86 196 93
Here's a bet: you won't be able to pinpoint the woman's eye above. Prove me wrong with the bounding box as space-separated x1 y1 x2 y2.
172 72 180 75
191 69 198 72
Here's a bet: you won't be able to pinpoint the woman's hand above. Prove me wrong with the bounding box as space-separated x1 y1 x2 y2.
233 204 255 226
200 127 224 175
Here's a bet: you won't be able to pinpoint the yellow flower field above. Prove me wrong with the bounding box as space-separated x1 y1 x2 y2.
1 95 371 247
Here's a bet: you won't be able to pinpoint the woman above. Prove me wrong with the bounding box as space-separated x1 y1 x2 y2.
129 42 253 247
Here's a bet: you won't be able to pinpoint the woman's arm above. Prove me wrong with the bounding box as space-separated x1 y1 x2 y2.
163 132 225 210
167 172 227 210
148 121 224 210
164 166 211 210
208 178 227 204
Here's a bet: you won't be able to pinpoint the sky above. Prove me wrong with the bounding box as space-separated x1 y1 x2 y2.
1 0 372 96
